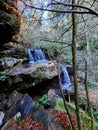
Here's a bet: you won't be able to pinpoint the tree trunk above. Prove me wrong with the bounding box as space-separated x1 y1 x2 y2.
57 60 75 130
85 29 91 67
85 30 95 129
72 0 82 130
84 60 95 130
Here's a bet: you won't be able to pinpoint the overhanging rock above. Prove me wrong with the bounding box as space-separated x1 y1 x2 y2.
3 61 58 91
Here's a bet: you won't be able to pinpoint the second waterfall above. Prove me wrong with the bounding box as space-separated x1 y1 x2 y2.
60 64 72 90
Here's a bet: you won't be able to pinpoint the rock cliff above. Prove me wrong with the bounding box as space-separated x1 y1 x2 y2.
0 0 21 44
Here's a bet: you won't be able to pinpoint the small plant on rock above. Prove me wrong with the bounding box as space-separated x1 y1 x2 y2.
36 94 50 109
0 71 7 81
94 110 98 121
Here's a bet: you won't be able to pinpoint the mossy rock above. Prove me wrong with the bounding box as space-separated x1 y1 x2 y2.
54 98 96 129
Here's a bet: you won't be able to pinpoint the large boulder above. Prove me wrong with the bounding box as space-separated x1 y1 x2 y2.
0 0 21 43
0 91 37 129
0 61 58 92
5 93 37 121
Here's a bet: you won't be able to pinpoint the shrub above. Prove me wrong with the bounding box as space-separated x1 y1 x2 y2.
0 71 7 81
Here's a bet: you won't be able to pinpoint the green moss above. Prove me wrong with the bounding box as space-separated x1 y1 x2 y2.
54 98 65 111
54 98 94 129
95 125 98 130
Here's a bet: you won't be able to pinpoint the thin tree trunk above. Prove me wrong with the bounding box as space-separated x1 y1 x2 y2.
84 60 95 130
84 32 95 129
57 61 75 130
72 0 82 130
85 29 91 68
85 27 95 130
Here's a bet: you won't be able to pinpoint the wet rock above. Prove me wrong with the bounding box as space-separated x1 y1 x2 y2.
66 65 73 74
0 57 21 71
65 85 74 94
48 89 56 100
48 89 61 109
66 65 74 82
1 61 58 92
0 0 21 43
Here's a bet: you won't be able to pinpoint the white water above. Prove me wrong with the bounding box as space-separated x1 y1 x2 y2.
61 64 71 90
34 48 47 62
27 49 34 64
27 48 71 90
27 48 47 63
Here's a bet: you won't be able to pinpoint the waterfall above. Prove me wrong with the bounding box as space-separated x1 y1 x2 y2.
27 49 34 64
34 48 47 62
61 64 71 90
27 48 47 63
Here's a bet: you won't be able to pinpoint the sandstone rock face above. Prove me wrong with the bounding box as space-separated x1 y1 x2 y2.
0 0 21 43
0 57 21 71
0 61 58 92
0 42 27 59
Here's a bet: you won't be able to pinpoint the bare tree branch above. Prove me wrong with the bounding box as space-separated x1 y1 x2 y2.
19 0 98 16
40 38 71 45
49 1 98 16
31 36 71 45
90 0 97 7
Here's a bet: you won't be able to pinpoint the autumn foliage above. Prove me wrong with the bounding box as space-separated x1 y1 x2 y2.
9 110 88 130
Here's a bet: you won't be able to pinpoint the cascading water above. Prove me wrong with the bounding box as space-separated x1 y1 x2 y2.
27 49 34 64
34 48 47 62
60 64 71 90
27 48 71 89
27 48 47 63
